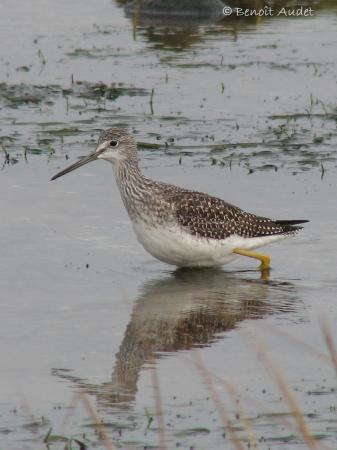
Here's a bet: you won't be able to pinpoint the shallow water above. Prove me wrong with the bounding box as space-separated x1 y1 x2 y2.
1 1 337 449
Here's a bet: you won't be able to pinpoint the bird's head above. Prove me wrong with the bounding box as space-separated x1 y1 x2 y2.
51 128 137 181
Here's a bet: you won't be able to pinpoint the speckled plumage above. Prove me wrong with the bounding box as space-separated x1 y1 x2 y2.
52 128 308 267
171 191 305 240
102 127 305 241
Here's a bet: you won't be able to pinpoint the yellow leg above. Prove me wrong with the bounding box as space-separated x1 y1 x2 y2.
233 248 271 271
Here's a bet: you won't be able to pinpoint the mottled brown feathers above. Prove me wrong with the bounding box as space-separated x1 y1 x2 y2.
170 191 306 240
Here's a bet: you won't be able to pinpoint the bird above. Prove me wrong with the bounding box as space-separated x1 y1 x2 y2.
51 128 308 271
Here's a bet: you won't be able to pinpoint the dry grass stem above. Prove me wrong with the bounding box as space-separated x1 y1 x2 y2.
264 324 331 364
211 374 257 448
80 393 116 450
320 318 337 377
213 373 297 435
60 393 84 435
19 396 45 450
255 340 322 450
150 366 166 450
192 352 245 450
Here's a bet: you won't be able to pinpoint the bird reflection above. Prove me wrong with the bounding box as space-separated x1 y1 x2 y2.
53 269 299 410
115 0 236 51
114 0 331 51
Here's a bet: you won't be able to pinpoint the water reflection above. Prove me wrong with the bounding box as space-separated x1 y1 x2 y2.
114 0 336 51
53 269 300 409
122 0 225 24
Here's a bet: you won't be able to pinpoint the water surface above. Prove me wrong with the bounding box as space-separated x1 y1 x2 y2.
1 1 337 448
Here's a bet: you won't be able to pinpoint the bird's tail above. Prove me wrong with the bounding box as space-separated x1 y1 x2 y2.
275 219 309 233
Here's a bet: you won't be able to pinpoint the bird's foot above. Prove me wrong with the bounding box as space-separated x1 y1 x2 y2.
258 255 271 271
259 267 271 281
233 248 271 271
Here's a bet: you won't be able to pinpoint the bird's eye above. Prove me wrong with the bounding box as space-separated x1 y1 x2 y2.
110 140 119 147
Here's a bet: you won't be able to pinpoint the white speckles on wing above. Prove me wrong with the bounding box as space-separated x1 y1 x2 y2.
169 191 303 240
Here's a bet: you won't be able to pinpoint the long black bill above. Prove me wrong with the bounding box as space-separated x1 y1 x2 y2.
51 152 98 181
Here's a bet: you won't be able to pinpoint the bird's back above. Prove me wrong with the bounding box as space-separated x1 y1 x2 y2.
157 184 307 240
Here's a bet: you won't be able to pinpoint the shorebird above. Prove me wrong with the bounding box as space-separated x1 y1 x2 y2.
51 128 308 270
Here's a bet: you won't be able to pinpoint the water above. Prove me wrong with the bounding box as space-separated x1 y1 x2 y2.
1 1 337 448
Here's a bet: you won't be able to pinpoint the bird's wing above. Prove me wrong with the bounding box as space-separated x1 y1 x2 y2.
168 190 305 240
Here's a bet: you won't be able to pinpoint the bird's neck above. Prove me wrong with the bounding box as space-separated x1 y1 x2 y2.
113 160 153 220
114 159 144 189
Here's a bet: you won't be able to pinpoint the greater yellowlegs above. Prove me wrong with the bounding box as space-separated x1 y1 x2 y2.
51 128 308 270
